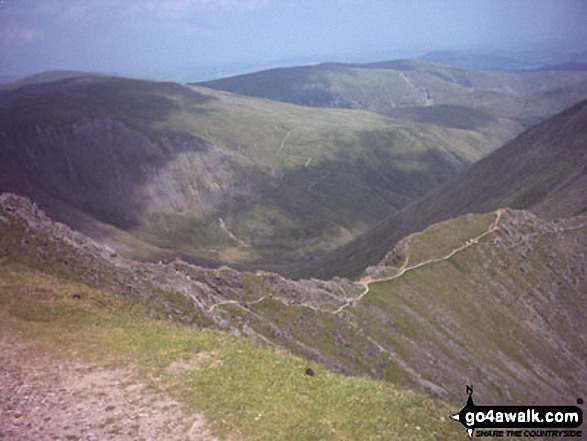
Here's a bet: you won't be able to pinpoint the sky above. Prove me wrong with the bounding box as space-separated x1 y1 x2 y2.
1 0 586 81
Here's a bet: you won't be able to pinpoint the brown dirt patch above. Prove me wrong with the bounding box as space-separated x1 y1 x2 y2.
0 336 220 441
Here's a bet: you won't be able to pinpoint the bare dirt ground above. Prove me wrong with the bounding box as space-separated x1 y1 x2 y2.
0 336 220 441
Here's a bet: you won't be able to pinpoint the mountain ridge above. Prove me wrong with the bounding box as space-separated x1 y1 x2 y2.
293 98 587 280
198 58 587 131
0 72 508 270
2 192 585 407
1 191 468 440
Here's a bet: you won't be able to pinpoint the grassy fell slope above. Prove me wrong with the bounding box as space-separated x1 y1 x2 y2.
300 98 587 280
356 209 587 404
0 193 465 440
2 194 585 413
0 73 502 269
0 272 462 441
235 209 587 405
199 59 587 131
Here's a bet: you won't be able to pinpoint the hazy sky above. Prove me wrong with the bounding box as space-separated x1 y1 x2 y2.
1 0 586 80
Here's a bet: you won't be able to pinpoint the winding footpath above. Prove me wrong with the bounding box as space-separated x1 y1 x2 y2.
332 209 504 314
207 210 505 316
206 209 587 317
206 296 267 314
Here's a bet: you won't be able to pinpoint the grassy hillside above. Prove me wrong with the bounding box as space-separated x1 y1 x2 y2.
2 193 584 420
0 73 505 269
226 209 587 405
0 198 462 440
199 58 587 130
354 210 587 403
297 99 587 280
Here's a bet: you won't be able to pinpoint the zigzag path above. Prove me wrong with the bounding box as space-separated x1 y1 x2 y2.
209 209 505 315
332 209 505 314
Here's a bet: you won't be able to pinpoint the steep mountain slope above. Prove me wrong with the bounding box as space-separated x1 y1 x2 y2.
219 208 587 405
0 73 506 268
354 209 587 404
198 59 587 130
0 194 462 441
2 194 585 409
297 98 587 280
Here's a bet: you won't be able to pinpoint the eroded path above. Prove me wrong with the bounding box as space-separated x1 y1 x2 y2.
207 210 506 317
332 209 504 314
399 72 434 106
275 130 291 158
205 209 587 317
0 336 220 441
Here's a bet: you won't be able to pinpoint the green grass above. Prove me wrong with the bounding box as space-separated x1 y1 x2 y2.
0 262 462 440
302 99 587 280
199 59 587 130
348 210 587 404
2 193 585 437
4 66 587 274
135 212 235 256
399 211 496 267
0 73 509 271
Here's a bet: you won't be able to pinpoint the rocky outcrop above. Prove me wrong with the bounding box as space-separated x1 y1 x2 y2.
0 193 360 328
2 193 586 405
0 117 257 228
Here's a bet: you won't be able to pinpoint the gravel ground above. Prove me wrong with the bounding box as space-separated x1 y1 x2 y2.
0 336 220 441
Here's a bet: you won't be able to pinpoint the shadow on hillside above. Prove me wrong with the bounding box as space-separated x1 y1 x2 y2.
386 104 497 130
0 76 217 229
239 132 470 271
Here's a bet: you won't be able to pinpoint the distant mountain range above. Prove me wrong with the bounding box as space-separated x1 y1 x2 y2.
2 61 587 273
0 68 520 270
1 57 586 432
198 58 587 129
1 60 586 276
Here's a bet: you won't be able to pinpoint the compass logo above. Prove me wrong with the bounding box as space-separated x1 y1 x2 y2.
451 385 583 439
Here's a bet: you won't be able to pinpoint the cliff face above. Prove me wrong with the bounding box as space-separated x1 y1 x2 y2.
0 117 257 228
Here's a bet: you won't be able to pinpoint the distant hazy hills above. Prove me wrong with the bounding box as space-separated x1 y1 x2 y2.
420 48 587 72
2 59 586 413
198 58 587 129
301 99 587 279
2 60 587 274
0 72 501 268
